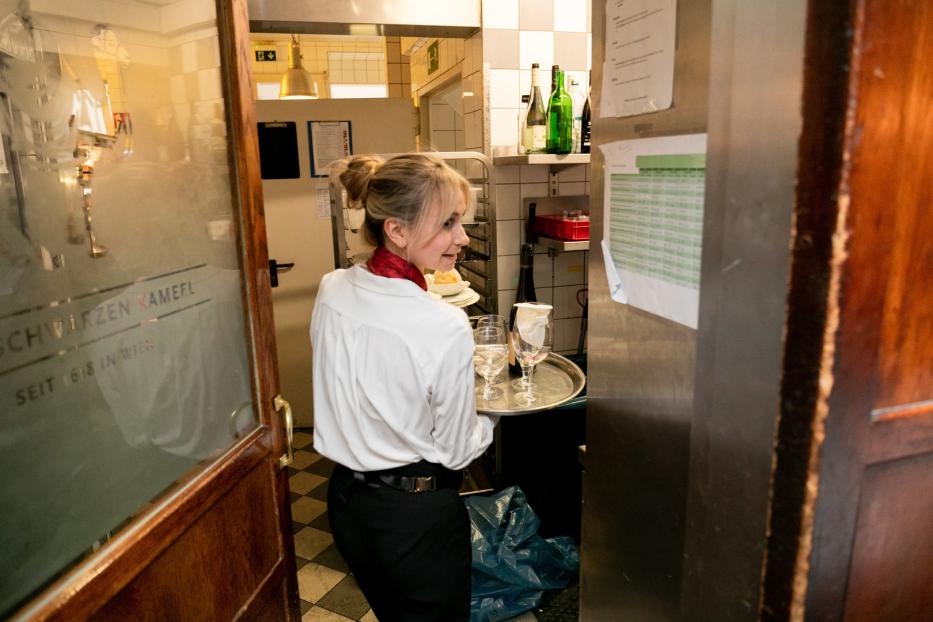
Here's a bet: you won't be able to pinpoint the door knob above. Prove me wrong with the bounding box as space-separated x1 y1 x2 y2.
269 259 295 287
274 394 293 469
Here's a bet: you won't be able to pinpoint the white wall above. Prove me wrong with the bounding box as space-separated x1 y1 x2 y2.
256 98 417 427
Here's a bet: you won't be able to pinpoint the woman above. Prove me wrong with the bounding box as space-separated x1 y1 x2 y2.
310 153 498 621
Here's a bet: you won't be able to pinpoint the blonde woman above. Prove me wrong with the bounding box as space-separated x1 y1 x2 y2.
311 154 498 621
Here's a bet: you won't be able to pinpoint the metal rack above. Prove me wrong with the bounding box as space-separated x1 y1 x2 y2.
328 151 498 315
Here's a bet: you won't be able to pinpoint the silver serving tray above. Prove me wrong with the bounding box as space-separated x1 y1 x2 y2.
475 353 586 416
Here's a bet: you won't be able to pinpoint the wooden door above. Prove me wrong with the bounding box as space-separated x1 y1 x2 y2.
763 1 933 619
2 0 299 620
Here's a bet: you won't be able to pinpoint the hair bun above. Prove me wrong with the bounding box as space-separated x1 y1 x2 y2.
336 155 384 204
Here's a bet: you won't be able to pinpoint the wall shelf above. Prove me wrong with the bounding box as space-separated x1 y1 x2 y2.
493 153 590 168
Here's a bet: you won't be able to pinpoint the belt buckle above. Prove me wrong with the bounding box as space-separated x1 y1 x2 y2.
411 476 435 493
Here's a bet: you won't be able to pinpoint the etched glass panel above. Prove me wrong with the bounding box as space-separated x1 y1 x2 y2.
0 1 256 615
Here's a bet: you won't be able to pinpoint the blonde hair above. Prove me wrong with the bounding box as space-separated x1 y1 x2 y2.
335 153 474 247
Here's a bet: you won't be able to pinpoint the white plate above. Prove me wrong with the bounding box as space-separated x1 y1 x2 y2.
445 287 480 308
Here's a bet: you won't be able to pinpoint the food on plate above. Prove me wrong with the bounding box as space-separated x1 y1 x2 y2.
433 270 461 284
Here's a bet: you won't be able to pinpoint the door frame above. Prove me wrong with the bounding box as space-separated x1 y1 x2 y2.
11 0 299 619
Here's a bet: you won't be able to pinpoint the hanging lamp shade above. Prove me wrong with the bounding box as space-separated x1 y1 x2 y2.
279 35 318 100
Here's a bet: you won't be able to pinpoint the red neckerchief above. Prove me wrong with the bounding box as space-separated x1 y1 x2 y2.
366 246 427 291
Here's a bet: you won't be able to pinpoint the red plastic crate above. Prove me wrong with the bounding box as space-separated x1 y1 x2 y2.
533 214 590 241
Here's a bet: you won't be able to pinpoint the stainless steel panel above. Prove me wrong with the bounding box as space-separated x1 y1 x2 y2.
582 1 711 620
248 0 480 36
681 1 807 618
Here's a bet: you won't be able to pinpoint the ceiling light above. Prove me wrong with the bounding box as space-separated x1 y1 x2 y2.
279 35 318 100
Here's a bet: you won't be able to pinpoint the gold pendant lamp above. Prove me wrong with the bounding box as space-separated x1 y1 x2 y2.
279 35 318 99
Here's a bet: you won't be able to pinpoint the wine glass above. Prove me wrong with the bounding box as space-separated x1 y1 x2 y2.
511 303 553 407
473 322 508 402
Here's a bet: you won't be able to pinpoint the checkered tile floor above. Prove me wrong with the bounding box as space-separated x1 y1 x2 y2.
289 430 573 621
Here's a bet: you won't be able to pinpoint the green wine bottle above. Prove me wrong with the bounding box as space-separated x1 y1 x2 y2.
546 67 573 154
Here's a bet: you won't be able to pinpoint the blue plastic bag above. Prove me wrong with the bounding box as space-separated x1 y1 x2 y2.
465 486 579 622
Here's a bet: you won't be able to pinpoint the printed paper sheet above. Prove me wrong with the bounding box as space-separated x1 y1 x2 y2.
600 134 707 328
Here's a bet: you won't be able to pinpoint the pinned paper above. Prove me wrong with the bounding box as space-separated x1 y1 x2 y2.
601 240 628 304
599 134 707 328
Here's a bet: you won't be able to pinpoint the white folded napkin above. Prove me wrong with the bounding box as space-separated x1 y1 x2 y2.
514 303 552 347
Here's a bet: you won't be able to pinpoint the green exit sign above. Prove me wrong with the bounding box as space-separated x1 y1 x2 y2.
255 49 276 62
427 40 439 74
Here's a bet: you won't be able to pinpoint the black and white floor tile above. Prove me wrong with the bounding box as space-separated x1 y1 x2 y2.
288 430 575 621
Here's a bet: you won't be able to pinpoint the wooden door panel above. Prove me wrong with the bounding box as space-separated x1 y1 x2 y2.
91 456 281 621
803 0 933 618
843 452 933 622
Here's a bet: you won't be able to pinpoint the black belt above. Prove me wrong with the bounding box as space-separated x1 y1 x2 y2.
343 461 462 494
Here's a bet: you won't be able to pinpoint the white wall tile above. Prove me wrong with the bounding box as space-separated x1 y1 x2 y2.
519 31 554 73
496 219 522 255
484 29 520 69
554 31 588 71
499 289 517 313
489 69 521 108
496 165 521 184
387 42 401 63
555 317 581 352
431 104 456 130
520 165 549 183
496 183 522 220
464 111 481 148
554 285 585 319
557 164 586 182
461 72 479 113
483 0 520 29
497 253 520 290
520 182 550 200
554 250 587 286
432 130 457 151
535 286 554 307
519 0 554 31
558 181 586 196
490 107 521 148
519 69 532 100
554 0 587 32
533 252 554 286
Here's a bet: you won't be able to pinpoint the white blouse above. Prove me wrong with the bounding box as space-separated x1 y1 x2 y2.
310 265 497 471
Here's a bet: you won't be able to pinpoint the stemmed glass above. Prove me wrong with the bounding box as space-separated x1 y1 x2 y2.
511 304 553 407
473 316 508 402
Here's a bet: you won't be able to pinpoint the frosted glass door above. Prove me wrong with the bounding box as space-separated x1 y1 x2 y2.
0 0 257 615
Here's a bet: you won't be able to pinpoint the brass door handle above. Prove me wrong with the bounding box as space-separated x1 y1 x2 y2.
274 394 293 469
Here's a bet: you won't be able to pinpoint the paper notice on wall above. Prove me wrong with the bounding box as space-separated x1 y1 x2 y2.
308 120 352 177
315 183 331 219
600 0 676 118
600 134 707 328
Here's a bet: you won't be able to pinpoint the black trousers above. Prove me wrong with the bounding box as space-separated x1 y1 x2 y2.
327 462 471 622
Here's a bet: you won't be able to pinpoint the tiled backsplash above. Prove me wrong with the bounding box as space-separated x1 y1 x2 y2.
483 0 592 154
481 0 592 354
494 164 590 354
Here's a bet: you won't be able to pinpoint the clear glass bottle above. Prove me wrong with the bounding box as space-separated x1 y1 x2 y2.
522 63 547 153
570 77 584 153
